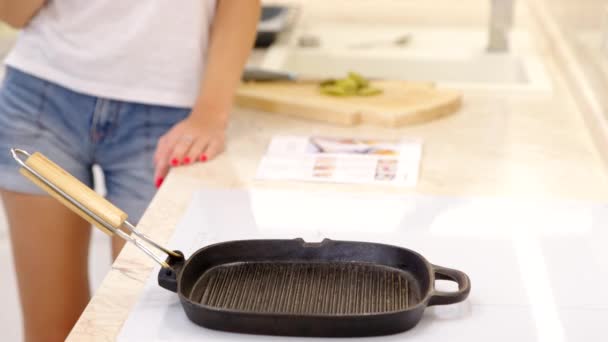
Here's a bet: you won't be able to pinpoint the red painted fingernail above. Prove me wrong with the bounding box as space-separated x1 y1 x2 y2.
183 157 191 165
199 154 208 162
155 177 164 188
171 158 179 167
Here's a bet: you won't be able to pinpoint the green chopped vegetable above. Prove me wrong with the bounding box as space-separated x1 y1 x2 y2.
347 71 369 88
318 71 382 97
319 78 336 87
319 85 348 96
334 78 358 93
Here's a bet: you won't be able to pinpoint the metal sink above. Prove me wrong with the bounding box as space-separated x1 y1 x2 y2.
260 27 552 93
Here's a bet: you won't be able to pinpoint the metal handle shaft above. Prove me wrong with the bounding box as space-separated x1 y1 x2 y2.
11 148 180 269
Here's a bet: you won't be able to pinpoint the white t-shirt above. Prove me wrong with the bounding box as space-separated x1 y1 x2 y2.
6 0 217 107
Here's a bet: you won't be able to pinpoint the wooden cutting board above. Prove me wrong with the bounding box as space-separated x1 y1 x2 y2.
235 80 462 127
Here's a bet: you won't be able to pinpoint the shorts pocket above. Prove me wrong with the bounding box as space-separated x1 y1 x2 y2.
0 67 48 139
0 68 48 134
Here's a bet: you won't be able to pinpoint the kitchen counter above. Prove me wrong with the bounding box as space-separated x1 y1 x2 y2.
67 1 608 341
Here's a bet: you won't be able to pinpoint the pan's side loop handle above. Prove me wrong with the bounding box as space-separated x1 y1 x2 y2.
428 264 471 306
10 148 183 269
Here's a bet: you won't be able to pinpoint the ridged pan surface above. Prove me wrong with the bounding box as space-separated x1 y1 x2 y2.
189 261 421 315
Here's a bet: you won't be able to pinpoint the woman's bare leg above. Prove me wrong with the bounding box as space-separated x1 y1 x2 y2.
2 190 91 342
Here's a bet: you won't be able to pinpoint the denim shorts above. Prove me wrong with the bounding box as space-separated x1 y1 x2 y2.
0 66 190 223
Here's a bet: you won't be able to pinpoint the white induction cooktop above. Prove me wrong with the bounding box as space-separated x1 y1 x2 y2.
119 189 608 342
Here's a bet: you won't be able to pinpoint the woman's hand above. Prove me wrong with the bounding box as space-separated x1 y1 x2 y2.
153 113 227 188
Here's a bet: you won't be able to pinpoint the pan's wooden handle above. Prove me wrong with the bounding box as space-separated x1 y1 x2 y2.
19 152 127 235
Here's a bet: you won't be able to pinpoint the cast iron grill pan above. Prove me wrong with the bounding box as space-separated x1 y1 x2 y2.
162 238 470 337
